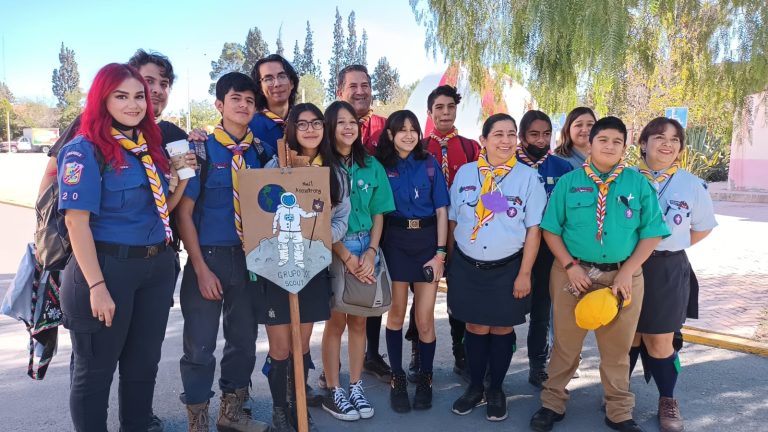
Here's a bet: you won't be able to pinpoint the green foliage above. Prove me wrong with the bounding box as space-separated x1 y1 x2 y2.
371 57 400 104
296 74 326 108
14 99 58 128
374 81 419 117
182 99 220 131
0 82 14 141
58 90 83 131
51 43 80 109
243 27 270 77
682 126 730 182
358 30 369 69
327 7 346 100
209 42 246 95
300 21 322 78
346 11 358 67
293 40 303 73
410 0 768 114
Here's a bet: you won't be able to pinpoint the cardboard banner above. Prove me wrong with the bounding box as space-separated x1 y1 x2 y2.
239 167 332 293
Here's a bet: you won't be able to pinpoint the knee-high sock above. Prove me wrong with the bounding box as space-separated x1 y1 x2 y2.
488 332 516 390
646 352 680 398
463 331 491 388
385 328 404 374
418 339 436 374
629 345 641 377
264 356 289 408
366 315 382 358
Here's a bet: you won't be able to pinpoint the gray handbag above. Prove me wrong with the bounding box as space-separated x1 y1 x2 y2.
330 252 392 317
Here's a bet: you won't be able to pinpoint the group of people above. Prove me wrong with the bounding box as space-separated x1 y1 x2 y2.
42 48 717 432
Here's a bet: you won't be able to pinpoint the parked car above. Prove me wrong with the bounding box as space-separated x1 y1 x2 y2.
0 141 18 153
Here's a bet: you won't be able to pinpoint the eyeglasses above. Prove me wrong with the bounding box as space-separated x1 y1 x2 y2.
296 120 324 131
260 73 290 87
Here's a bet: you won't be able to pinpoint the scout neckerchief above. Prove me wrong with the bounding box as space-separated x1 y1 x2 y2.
262 108 285 130
638 159 679 192
113 128 172 241
471 149 517 243
516 144 550 169
582 157 626 244
358 109 374 126
213 123 254 243
310 153 323 167
430 127 458 181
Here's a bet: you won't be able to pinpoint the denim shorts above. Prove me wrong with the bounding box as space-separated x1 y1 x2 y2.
343 231 380 270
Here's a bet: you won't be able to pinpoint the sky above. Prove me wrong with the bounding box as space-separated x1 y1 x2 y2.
0 0 448 113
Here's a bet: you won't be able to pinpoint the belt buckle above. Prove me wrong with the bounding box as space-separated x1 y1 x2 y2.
407 219 420 229
145 245 159 258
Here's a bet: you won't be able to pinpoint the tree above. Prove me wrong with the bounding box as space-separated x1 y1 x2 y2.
51 43 80 109
292 40 304 75
411 1 768 114
371 57 400 103
209 42 246 94
0 82 14 141
188 99 221 130
327 7 346 100
243 27 270 77
301 21 321 78
358 30 369 68
275 25 285 57
58 90 84 130
14 99 58 128
346 11 358 67
296 74 326 108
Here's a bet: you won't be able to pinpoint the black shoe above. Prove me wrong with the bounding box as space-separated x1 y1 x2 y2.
530 407 565 432
412 371 433 410
389 372 411 413
451 384 486 415
528 368 548 389
605 417 644 432
485 388 507 421
148 414 163 432
305 384 324 408
270 406 296 432
364 353 392 383
407 341 420 383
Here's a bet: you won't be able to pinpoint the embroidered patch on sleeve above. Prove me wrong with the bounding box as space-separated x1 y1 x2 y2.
63 162 84 185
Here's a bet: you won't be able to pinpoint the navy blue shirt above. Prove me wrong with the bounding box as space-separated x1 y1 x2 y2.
184 132 261 246
516 154 574 196
384 153 450 219
57 136 170 246
248 112 281 158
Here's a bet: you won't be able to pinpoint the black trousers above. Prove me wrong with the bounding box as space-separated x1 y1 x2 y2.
527 242 555 370
61 247 175 432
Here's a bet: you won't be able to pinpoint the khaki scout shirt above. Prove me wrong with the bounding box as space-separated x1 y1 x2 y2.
541 163 670 263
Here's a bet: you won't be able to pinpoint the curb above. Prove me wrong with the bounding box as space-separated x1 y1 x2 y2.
710 191 768 204
682 325 768 357
0 199 34 209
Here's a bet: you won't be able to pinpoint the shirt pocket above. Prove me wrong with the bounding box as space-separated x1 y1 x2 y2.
619 197 642 229
101 170 147 213
664 199 691 228
354 176 379 211
203 168 233 209
565 193 595 226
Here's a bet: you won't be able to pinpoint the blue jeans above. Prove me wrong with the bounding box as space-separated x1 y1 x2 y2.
343 231 380 270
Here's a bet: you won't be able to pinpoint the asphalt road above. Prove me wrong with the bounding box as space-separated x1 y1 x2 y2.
1 203 767 431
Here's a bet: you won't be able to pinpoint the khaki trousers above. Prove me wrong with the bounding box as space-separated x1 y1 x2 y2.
540 260 644 423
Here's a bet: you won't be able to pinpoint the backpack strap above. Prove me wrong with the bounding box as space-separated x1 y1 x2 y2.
458 136 477 162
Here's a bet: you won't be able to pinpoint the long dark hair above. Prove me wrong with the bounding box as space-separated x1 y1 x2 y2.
518 110 552 143
285 103 343 206
554 106 596 157
251 54 300 111
325 101 367 168
375 110 427 169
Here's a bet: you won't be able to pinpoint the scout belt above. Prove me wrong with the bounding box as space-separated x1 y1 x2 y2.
387 215 437 230
456 245 522 270
95 241 168 259
574 258 626 272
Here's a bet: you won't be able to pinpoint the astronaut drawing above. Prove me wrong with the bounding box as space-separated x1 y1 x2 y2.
272 192 316 268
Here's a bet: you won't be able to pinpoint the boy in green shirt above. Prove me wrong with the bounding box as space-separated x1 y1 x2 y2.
530 117 670 432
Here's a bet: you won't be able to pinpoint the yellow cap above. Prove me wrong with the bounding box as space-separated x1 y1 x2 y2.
574 287 632 330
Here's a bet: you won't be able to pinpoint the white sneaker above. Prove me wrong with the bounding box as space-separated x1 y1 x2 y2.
349 380 374 419
322 387 360 421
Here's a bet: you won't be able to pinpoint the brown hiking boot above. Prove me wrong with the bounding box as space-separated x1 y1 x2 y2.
217 389 269 432
658 397 684 432
186 401 210 432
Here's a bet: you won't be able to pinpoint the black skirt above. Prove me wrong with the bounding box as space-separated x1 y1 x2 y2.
254 269 332 325
637 251 692 334
381 223 437 283
446 248 528 327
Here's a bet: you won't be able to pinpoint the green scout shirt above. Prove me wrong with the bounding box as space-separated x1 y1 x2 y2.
540 163 670 263
344 155 396 234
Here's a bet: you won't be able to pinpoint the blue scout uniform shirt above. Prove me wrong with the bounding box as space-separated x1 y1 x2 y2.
516 153 574 196
184 132 261 246
630 167 718 251
450 162 547 261
541 165 670 263
57 136 169 246
385 153 450 219
249 112 282 157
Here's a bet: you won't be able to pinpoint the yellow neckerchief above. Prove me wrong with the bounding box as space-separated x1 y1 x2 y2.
516 144 550 169
112 128 172 241
213 123 254 243
358 109 374 125
262 108 286 129
310 153 323 167
471 149 517 243
582 157 626 243
430 127 458 181
638 159 679 190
